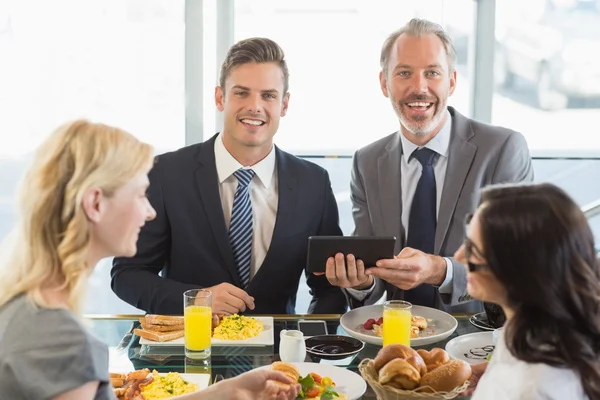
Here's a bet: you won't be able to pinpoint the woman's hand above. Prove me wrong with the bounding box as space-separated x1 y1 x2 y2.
461 361 488 396
219 369 300 400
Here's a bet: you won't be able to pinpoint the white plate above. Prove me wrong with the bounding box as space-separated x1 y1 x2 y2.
340 304 458 346
112 373 211 399
445 331 495 365
138 316 274 347
257 362 367 400
171 373 211 398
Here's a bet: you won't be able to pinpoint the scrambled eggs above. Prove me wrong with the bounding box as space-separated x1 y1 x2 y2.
212 314 264 340
141 370 198 400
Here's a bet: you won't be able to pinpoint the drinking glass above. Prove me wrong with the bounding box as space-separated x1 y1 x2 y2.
383 300 412 346
184 289 212 359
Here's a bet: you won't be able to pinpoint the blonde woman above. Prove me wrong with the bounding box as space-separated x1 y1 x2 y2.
0 120 299 400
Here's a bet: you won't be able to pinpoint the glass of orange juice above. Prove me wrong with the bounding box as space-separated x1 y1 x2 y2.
184 289 212 359
383 300 412 346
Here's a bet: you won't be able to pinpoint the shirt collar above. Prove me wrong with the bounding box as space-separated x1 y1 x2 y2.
214 132 276 189
400 109 452 163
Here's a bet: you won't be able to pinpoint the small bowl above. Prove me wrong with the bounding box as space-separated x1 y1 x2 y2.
305 335 365 360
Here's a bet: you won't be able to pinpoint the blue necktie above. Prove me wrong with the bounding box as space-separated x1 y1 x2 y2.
229 169 255 289
404 147 437 307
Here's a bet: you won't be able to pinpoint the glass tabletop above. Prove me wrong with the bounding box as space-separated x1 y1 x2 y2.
85 313 483 399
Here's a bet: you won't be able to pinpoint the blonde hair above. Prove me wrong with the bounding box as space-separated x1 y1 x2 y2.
380 18 457 76
0 120 153 313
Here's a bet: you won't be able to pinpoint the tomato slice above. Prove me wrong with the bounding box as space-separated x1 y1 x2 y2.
306 387 320 398
309 372 322 383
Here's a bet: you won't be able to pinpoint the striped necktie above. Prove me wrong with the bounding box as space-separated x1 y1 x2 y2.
229 168 255 288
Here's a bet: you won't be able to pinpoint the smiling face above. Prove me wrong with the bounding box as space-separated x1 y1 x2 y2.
380 34 456 139
454 207 509 306
215 62 289 160
90 168 156 258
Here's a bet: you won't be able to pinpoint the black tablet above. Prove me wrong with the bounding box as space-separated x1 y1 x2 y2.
306 236 396 274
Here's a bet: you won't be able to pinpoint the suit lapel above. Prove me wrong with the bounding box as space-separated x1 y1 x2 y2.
378 133 404 249
269 148 297 244
435 108 477 254
250 148 296 284
194 135 240 285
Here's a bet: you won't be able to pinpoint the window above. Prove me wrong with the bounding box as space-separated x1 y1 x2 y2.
0 0 185 314
493 0 600 152
234 0 474 154
492 0 600 245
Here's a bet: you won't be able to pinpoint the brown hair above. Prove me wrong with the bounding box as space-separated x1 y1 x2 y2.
478 183 600 399
380 18 457 76
219 37 289 94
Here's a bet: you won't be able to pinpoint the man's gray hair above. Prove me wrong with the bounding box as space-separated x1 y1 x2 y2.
380 18 457 76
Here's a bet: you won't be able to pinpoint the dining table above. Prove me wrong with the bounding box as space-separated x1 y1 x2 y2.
85 312 483 399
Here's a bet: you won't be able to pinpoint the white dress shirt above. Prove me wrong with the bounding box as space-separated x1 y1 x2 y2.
347 110 453 300
473 329 587 399
214 133 278 280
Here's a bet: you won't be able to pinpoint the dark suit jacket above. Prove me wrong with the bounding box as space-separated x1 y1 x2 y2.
346 107 534 313
111 134 347 315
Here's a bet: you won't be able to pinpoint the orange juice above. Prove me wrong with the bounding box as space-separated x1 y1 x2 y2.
184 305 212 351
383 307 412 346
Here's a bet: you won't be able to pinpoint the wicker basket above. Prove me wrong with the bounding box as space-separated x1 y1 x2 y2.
358 358 470 400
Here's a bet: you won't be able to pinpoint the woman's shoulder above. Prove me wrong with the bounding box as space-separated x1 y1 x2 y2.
0 295 91 355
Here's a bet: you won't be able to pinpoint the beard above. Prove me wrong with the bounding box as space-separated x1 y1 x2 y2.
390 92 448 136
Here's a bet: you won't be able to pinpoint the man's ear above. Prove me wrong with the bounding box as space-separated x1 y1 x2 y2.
281 92 290 117
379 71 389 98
81 188 103 223
215 86 225 111
448 69 457 97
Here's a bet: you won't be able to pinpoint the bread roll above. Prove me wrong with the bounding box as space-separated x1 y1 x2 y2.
417 348 451 372
373 344 421 372
270 361 300 388
405 355 427 376
378 359 421 390
418 360 472 393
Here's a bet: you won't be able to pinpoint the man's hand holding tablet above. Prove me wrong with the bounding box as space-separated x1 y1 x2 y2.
307 236 396 290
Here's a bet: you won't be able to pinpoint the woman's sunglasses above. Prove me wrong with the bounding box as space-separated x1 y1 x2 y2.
464 213 489 272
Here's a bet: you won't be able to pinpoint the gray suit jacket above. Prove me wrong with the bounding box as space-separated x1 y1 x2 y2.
348 107 534 313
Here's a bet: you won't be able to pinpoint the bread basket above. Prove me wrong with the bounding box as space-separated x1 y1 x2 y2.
358 358 469 400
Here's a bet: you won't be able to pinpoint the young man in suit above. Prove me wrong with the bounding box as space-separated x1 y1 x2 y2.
320 19 534 313
111 38 347 316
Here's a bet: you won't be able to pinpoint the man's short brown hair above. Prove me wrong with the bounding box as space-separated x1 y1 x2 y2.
219 37 289 94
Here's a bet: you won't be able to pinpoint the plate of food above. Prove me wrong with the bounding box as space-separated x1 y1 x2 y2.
136 314 274 347
445 331 495 365
111 369 210 399
340 304 458 346
257 361 367 400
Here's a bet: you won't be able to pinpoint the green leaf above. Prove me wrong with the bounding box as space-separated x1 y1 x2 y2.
320 389 339 400
298 374 316 394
